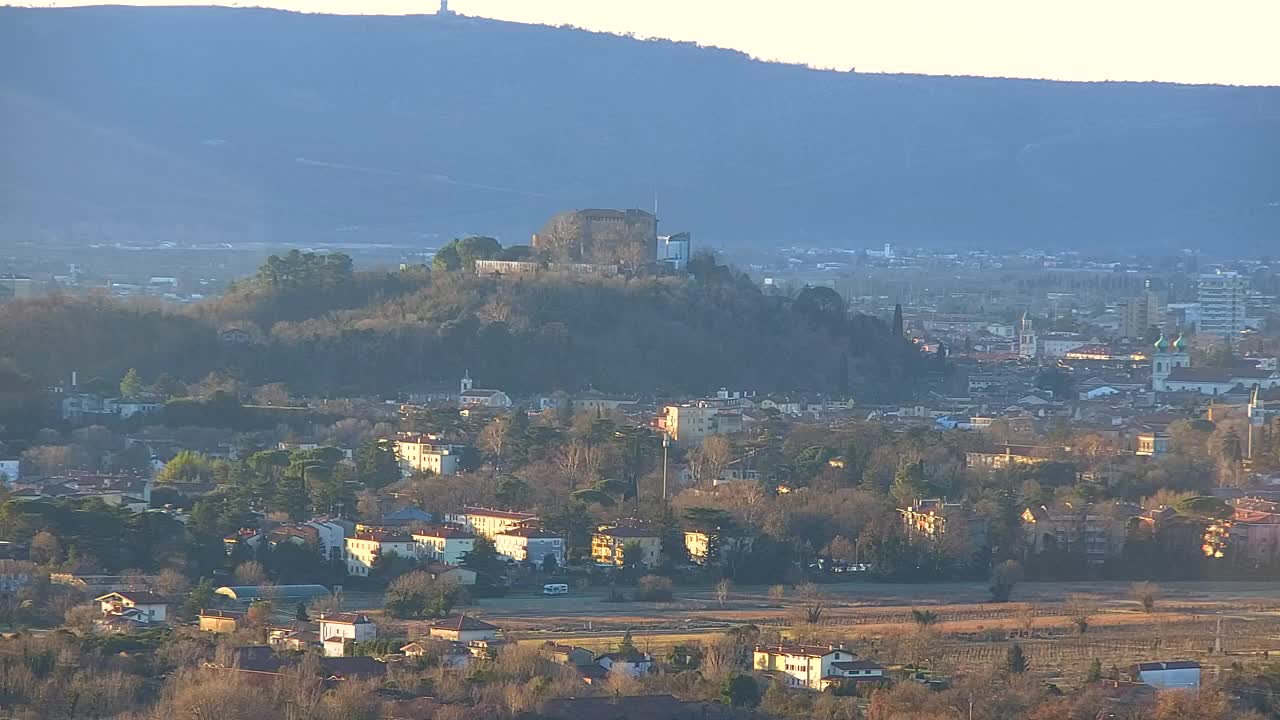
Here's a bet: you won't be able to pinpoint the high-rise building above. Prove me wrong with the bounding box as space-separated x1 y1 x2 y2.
1197 271 1248 339
1118 281 1165 339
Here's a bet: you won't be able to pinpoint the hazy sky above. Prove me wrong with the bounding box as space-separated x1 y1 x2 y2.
31 0 1280 86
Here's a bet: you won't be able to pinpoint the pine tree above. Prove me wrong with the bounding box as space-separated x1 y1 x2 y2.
1086 657 1102 682
1005 643 1029 674
119 368 144 399
891 303 904 337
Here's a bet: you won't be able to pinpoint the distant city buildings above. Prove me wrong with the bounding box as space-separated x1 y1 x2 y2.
1198 270 1248 339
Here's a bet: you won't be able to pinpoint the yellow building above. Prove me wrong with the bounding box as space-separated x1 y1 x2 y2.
683 531 753 566
592 525 662 567
198 608 245 634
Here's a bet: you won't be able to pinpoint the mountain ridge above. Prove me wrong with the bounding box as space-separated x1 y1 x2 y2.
2 5 1278 253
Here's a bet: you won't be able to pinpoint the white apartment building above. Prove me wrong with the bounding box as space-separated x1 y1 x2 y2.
659 403 743 447
412 526 476 565
1198 271 1248 339
344 531 417 577
444 506 538 538
493 527 565 567
395 434 462 476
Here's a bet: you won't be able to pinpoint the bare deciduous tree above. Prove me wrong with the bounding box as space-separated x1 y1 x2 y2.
556 441 603 490
715 578 733 607
795 582 827 624
538 213 582 262
1132 581 1161 613
234 561 266 586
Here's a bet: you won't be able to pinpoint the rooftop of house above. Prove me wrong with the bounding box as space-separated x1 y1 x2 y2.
830 660 884 671
459 506 537 520
352 530 413 543
595 524 659 538
413 526 476 540
96 590 168 605
1132 660 1201 672
199 608 246 619
495 527 562 539
754 643 847 658
319 612 373 625
429 614 498 632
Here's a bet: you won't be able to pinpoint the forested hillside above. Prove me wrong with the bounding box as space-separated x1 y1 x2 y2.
0 252 921 408
2 6 1278 251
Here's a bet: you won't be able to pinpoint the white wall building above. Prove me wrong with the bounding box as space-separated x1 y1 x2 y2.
413 527 476 565
95 591 168 624
1198 271 1248 339
344 531 417 577
753 644 877 691
395 434 462 476
444 507 538 538
493 527 565 567
319 613 377 657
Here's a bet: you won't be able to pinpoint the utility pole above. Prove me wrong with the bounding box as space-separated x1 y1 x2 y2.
1213 613 1223 655
661 432 670 500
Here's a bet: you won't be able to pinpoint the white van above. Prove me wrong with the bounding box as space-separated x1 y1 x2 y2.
542 583 569 596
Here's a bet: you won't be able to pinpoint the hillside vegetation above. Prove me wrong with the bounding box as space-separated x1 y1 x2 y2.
0 251 922 406
2 6 1278 250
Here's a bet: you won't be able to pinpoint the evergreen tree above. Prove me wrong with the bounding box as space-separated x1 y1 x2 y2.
1086 657 1102 682
356 440 400 490
295 602 310 621
721 674 761 708
119 368 144 399
892 303 904 337
273 468 309 521
1005 643 1029 674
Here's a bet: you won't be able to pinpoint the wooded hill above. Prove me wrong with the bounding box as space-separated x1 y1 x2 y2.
1 252 923 414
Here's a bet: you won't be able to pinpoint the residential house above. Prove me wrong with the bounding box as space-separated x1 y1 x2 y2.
493 527 565 567
423 562 477 586
344 531 416 577
394 434 463 476
267 622 321 652
540 642 595 667
592 524 662 567
413 526 476 565
427 614 499 644
444 506 538 538
198 609 245 634
753 644 875 691
597 649 654 678
95 590 168 624
1136 432 1172 457
319 612 377 657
